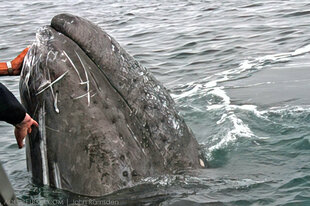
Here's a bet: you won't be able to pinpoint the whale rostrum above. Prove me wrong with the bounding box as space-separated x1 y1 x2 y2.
20 14 203 196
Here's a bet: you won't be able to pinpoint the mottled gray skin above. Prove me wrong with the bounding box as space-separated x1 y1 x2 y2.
20 14 202 196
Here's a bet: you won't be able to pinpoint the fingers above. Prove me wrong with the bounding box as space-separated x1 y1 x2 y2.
16 132 25 149
32 119 39 128
14 114 39 149
25 118 38 135
14 128 26 149
18 140 24 149
15 123 35 149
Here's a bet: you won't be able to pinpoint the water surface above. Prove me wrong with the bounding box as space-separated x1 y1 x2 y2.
1 1 310 205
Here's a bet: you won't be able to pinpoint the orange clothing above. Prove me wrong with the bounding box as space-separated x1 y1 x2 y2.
0 47 29 75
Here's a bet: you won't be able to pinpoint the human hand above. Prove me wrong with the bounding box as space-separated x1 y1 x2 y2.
14 113 39 149
10 47 29 75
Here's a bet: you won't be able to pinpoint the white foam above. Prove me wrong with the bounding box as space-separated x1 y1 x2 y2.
171 84 202 100
142 175 177 186
239 60 254 70
172 44 310 159
262 105 310 116
207 113 254 157
204 80 217 88
216 113 228 125
229 104 266 119
257 52 290 62
292 44 310 56
209 87 230 105
224 178 267 189
207 104 225 110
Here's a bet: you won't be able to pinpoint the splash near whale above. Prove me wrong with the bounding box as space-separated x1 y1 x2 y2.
20 14 203 196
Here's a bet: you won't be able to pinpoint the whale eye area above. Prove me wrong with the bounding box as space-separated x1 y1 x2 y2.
122 171 128 177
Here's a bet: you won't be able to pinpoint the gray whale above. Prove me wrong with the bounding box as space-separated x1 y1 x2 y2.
20 14 203 196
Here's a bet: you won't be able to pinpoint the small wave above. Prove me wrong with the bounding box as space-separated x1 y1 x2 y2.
241 3 264 8
292 44 310 56
142 175 177 186
262 105 310 117
171 84 203 100
279 175 310 192
284 10 310 17
208 87 230 105
206 112 254 158
201 88 256 160
173 44 310 162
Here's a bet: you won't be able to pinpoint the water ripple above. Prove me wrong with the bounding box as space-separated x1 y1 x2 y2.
1 0 310 205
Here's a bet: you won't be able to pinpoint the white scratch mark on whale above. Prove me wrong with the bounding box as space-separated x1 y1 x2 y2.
154 142 160 150
63 50 83 83
73 90 94 100
45 126 60 133
54 91 59 113
127 124 146 156
54 162 62 189
46 50 58 66
75 51 91 106
39 101 49 185
91 92 97 98
36 71 69 95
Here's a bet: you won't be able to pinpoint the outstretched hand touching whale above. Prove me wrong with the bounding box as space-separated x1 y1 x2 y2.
0 47 38 149
14 113 39 148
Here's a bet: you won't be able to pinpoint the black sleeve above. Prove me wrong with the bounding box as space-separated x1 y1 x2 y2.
0 83 26 125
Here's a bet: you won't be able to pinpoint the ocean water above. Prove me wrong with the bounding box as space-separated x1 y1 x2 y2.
1 0 310 205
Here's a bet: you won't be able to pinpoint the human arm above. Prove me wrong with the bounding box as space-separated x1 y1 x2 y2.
0 83 38 148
